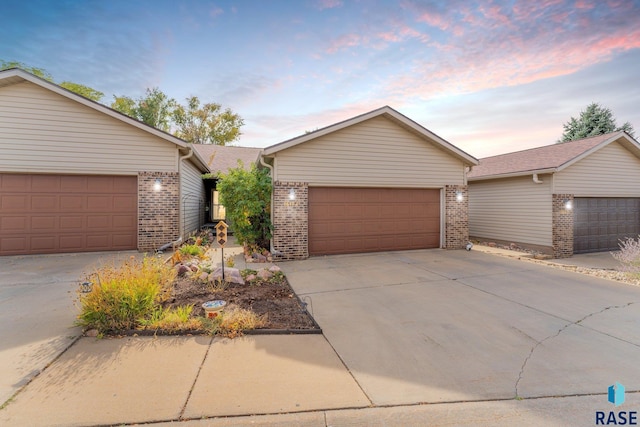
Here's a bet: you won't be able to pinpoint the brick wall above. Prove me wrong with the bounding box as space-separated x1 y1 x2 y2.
552 193 574 258
444 185 469 249
272 181 308 260
138 172 180 252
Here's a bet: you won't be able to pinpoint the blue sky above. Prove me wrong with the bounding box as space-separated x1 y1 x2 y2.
2 0 639 157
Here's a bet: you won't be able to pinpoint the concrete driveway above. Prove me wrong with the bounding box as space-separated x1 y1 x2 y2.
0 251 139 406
280 249 640 406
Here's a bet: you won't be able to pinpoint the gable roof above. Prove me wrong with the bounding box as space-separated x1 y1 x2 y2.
468 131 640 181
0 68 210 172
262 105 479 166
191 144 261 176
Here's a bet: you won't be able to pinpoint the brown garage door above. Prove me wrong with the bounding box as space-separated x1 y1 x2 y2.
308 187 440 256
574 197 640 254
0 174 137 255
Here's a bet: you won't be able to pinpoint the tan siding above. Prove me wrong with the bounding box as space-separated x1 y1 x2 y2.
274 116 465 187
554 142 640 197
0 81 178 174
180 159 205 236
469 175 552 246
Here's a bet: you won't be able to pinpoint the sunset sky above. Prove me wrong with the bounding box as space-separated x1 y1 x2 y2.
2 0 639 157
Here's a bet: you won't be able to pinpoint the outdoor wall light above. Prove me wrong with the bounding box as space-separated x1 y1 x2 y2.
154 178 162 192
289 188 296 200
456 191 464 202
565 200 573 210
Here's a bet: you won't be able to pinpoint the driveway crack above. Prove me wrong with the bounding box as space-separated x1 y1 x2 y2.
515 302 635 398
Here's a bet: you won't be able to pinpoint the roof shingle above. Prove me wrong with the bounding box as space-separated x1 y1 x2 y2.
191 144 261 176
468 132 624 179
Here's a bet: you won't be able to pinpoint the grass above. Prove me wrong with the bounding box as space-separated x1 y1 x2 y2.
140 305 203 331
216 306 267 338
76 256 176 333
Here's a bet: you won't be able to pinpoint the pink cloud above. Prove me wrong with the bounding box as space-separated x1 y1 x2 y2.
325 33 363 54
315 0 343 10
381 0 640 102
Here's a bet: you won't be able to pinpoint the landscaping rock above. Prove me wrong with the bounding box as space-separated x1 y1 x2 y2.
85 329 99 337
176 264 190 277
252 253 267 262
210 267 245 285
258 269 273 280
488 242 497 247
199 272 209 282
269 265 281 272
246 274 257 282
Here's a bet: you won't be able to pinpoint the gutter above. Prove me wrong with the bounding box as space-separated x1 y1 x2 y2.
259 153 283 256
157 147 194 252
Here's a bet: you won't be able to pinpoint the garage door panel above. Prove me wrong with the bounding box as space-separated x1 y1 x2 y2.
87 235 110 248
1 237 27 252
574 197 640 254
60 176 86 191
31 236 56 251
0 174 137 255
1 174 30 190
309 187 440 255
33 175 60 191
2 195 28 210
59 235 84 250
31 217 56 230
60 195 84 210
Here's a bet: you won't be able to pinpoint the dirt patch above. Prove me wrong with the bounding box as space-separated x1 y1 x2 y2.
164 275 319 331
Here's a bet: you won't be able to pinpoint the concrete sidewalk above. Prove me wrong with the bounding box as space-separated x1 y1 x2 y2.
1 333 629 426
0 335 369 426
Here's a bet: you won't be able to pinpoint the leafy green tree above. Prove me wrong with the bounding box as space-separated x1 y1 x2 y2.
173 96 244 145
59 81 104 102
217 163 272 248
111 87 176 132
1 60 104 102
559 102 635 142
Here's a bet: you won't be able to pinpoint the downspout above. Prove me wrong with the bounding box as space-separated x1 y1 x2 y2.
259 154 283 256
532 173 543 184
157 147 193 252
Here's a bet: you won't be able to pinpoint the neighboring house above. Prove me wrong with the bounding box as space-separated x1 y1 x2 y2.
191 144 261 223
468 132 640 258
0 68 210 256
261 106 479 259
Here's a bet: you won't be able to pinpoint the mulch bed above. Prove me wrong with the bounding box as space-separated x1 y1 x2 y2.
163 274 320 332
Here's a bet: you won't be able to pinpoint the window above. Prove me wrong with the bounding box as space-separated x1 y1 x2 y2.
212 190 226 220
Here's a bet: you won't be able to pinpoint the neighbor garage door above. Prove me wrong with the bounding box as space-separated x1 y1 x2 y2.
0 174 137 255
574 197 640 254
308 187 440 256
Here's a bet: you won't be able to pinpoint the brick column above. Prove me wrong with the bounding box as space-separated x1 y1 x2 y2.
444 185 469 249
138 172 180 252
552 194 574 258
272 181 308 260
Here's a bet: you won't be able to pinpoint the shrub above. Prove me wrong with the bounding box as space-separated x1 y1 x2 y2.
612 236 640 276
217 163 272 248
76 256 176 333
180 244 204 257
